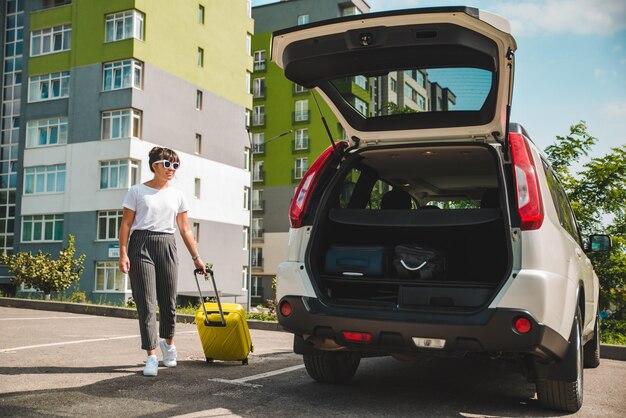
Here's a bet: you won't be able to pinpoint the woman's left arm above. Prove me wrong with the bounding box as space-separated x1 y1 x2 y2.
177 211 206 274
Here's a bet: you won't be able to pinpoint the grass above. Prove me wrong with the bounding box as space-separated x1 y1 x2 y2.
601 319 626 345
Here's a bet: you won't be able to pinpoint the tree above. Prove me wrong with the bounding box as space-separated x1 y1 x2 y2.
1 235 86 300
544 121 626 316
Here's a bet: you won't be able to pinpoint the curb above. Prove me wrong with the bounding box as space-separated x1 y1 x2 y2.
0 297 283 332
1 297 624 360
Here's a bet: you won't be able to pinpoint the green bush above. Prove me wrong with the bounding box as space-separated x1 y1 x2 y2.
600 319 626 345
70 291 87 303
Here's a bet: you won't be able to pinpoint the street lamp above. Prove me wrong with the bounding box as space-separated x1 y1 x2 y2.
246 129 292 312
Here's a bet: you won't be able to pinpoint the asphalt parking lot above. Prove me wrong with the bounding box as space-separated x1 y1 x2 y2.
1 306 626 417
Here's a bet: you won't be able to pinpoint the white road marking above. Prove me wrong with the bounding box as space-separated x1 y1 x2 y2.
0 330 197 353
0 316 92 321
208 364 305 388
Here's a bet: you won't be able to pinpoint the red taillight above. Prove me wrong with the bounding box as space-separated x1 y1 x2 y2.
342 331 372 343
279 300 292 317
289 142 346 228
514 317 532 334
509 132 544 230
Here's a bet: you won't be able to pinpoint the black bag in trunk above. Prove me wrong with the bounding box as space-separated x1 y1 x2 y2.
392 245 446 280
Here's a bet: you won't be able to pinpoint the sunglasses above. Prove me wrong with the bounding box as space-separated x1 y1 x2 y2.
153 160 180 170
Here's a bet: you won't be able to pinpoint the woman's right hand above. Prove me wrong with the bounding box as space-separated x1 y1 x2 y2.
119 254 130 274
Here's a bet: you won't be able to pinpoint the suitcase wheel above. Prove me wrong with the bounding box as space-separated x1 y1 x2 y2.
206 358 214 364
242 358 248 365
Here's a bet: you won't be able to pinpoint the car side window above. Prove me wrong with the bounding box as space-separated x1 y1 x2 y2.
542 160 582 245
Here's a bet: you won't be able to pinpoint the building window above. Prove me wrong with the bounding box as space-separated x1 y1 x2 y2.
354 75 368 90
101 109 142 140
253 50 266 72
243 186 250 210
105 10 144 42
195 134 202 154
252 77 265 98
97 210 123 240
100 159 139 190
198 4 205 24
341 6 360 16
30 24 71 56
253 161 264 182
95 261 129 292
242 266 248 291
194 178 201 198
197 47 204 67
251 276 262 297
246 34 251 56
24 164 65 194
294 83 308 94
294 158 308 179
390 77 397 93
251 247 263 267
21 214 64 242
294 129 309 150
252 189 263 211
252 218 263 239
246 72 251 94
103 59 143 91
252 133 264 154
193 222 200 242
297 14 309 25
252 105 265 126
196 90 203 110
26 117 68 148
353 97 368 116
294 100 308 122
244 147 251 171
243 226 249 250
28 71 70 102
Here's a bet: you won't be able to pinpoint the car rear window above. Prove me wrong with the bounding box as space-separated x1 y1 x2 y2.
328 67 492 118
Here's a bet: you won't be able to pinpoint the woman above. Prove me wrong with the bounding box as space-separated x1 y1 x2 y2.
118 147 205 377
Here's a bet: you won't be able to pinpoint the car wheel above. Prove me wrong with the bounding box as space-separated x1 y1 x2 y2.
583 312 601 368
536 307 584 413
303 351 361 383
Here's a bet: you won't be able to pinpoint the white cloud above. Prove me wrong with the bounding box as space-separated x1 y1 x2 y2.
491 0 626 36
593 68 607 79
601 101 626 118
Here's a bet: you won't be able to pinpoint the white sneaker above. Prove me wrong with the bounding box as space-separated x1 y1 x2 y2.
143 355 158 377
160 339 177 367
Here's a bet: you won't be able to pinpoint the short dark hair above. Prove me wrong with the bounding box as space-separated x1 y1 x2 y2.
148 147 180 173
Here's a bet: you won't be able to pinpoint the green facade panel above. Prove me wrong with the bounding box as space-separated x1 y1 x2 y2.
27 0 253 108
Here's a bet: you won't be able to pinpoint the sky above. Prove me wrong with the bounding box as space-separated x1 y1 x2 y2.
252 0 626 161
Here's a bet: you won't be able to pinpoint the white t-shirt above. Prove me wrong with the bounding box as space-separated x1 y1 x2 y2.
122 183 189 234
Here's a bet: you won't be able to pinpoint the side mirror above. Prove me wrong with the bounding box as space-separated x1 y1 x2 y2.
588 234 611 252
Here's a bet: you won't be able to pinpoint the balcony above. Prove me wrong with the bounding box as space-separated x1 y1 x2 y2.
292 111 310 124
252 143 265 155
252 257 263 268
252 228 264 240
292 138 309 153
254 61 266 73
252 114 265 127
252 87 266 100
252 200 265 212
253 169 265 183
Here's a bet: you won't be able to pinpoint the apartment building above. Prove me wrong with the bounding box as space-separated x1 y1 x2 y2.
249 0 370 305
0 0 254 306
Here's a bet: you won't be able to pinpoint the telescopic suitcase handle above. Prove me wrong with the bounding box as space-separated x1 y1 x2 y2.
194 265 226 327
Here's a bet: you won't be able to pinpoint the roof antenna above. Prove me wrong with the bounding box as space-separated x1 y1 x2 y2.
311 89 339 154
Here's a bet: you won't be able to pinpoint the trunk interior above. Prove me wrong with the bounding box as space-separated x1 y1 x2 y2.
307 143 511 312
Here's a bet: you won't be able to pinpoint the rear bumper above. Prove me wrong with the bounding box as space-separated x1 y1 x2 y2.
278 296 568 361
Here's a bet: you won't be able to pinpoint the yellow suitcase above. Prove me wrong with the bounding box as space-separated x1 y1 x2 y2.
194 269 253 364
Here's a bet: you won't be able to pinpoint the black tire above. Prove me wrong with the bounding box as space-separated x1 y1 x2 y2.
583 312 601 368
536 307 584 413
303 351 361 383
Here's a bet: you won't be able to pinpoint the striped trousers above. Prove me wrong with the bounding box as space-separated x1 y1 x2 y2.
128 229 178 350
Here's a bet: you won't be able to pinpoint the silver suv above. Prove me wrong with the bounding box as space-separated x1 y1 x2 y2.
271 7 610 413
